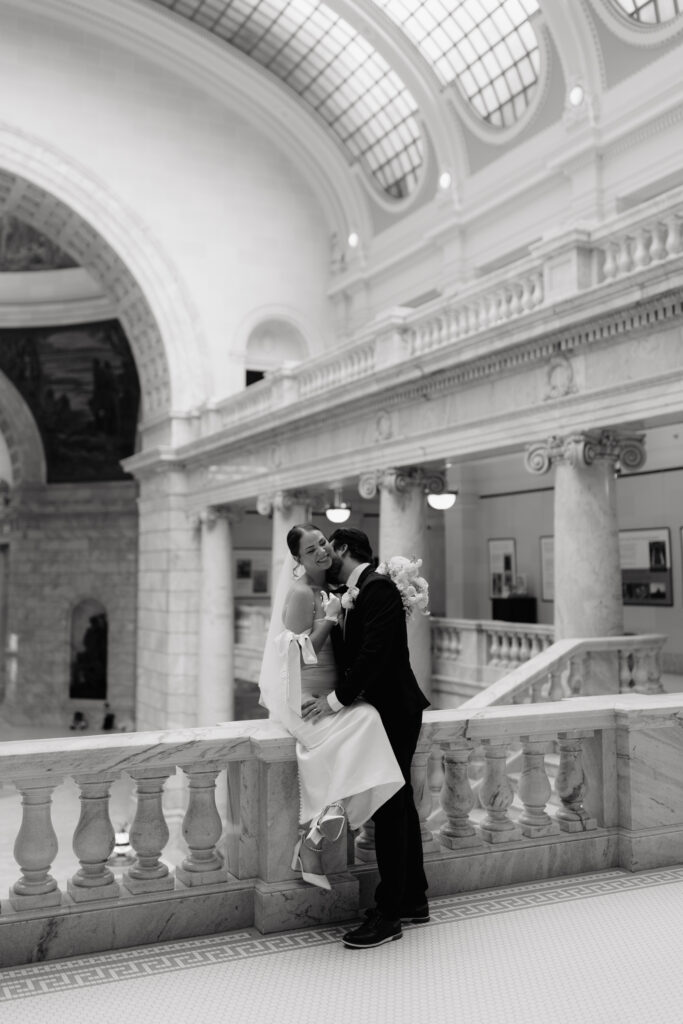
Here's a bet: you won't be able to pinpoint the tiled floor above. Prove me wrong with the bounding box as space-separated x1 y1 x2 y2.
2 866 683 1024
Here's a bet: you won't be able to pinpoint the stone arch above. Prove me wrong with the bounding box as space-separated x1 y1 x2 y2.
0 370 46 486
245 317 310 374
0 127 210 431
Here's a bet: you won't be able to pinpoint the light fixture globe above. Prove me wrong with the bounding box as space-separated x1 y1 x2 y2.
427 491 457 510
326 505 351 524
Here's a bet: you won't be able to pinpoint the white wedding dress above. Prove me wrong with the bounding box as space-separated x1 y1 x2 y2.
258 558 404 829
282 620 403 827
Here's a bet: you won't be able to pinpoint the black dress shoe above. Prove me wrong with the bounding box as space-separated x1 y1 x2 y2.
400 902 430 924
343 910 402 949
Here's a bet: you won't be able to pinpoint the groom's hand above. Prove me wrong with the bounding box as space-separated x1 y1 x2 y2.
301 695 335 722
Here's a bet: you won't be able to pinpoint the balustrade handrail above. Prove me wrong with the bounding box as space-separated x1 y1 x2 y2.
460 633 667 710
431 616 554 637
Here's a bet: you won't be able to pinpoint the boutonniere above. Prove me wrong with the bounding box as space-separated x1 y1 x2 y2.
341 585 359 610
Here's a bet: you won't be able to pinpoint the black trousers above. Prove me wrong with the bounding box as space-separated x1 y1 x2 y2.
371 709 428 920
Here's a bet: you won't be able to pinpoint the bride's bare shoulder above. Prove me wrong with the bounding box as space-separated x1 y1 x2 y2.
283 581 315 611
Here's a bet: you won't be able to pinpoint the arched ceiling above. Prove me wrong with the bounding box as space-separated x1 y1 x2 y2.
614 0 681 20
149 0 544 199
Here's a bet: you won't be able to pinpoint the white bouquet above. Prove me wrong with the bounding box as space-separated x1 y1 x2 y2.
376 555 430 619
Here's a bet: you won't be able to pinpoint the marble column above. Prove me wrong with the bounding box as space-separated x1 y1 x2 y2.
257 490 311 592
443 465 481 619
198 507 235 725
526 429 645 647
360 468 439 695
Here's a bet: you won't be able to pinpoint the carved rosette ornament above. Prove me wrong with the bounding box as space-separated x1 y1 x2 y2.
525 431 646 475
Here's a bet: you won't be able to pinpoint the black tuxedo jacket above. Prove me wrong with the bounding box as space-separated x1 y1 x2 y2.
331 566 430 723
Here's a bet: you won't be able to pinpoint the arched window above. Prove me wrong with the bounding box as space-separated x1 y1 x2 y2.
245 319 308 385
70 599 108 701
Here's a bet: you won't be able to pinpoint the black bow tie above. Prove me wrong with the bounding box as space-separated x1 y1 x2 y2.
329 584 348 595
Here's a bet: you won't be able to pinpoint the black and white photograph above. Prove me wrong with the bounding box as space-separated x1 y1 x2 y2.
3 1 683 1019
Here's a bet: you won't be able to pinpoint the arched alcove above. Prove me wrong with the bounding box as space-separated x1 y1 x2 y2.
70 598 108 703
245 318 309 385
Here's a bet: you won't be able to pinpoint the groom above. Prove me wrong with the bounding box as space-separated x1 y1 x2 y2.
302 527 430 948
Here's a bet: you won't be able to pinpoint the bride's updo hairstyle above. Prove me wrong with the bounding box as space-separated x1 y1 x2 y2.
286 522 318 558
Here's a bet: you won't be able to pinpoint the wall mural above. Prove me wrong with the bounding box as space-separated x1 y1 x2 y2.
0 215 77 272
0 320 140 481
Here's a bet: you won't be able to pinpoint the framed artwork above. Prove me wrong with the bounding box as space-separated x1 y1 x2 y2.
235 549 270 598
619 528 673 607
540 536 554 603
488 538 516 598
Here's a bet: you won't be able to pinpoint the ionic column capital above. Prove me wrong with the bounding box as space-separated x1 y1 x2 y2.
525 430 646 475
358 467 446 499
190 505 239 531
255 489 310 516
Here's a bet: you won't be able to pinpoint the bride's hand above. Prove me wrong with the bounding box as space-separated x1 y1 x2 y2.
320 591 342 622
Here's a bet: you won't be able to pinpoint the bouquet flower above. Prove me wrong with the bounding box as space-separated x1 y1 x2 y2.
376 555 430 619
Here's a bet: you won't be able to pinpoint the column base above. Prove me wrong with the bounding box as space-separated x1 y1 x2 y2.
437 832 485 850
121 871 175 894
254 873 359 934
479 825 523 844
9 888 63 911
176 865 228 887
557 816 597 833
520 822 561 839
67 880 120 902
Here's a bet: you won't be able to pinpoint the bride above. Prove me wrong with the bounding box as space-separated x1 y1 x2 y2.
258 523 404 889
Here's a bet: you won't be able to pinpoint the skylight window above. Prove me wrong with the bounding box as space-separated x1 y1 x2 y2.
153 0 424 199
372 0 541 128
613 0 681 20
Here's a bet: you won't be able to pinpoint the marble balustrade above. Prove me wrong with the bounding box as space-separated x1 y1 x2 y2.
459 633 667 709
200 188 683 441
0 660 681 967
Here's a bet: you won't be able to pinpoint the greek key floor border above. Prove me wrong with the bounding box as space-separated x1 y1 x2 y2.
3 865 683 1002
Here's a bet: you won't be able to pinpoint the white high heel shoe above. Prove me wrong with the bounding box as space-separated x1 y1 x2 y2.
291 838 331 891
306 803 346 847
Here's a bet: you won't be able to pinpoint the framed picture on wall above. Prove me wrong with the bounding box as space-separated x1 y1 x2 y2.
235 549 270 598
488 538 516 598
539 536 554 603
619 528 673 607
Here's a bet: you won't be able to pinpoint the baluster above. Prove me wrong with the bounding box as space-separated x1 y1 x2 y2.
437 740 481 849
533 270 544 306
518 633 531 664
531 678 545 703
567 653 587 696
449 627 460 659
650 222 667 261
412 738 438 851
10 777 63 909
548 667 564 700
619 649 634 691
488 630 501 666
602 242 618 279
427 747 445 829
664 213 683 255
647 645 664 694
122 768 175 893
521 277 534 311
478 740 522 843
68 773 120 902
355 820 376 863
518 739 560 838
632 648 650 693
508 634 522 668
509 282 523 316
529 634 541 659
633 227 651 269
555 733 597 832
176 765 227 886
498 632 512 668
616 236 633 276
